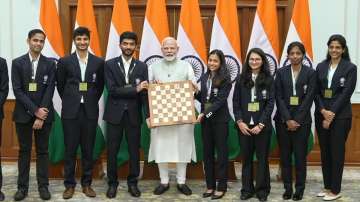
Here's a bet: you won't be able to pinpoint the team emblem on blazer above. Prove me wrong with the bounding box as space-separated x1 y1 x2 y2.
261 89 267 99
92 73 96 82
303 84 308 94
135 78 141 85
213 88 218 96
340 77 346 87
43 75 48 84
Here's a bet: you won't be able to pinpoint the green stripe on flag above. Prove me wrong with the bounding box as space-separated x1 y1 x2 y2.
48 113 65 164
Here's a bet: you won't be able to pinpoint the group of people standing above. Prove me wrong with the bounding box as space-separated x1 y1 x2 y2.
0 26 356 202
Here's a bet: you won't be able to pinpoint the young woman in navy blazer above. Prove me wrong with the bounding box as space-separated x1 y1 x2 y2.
233 48 275 202
314 35 357 201
274 42 316 201
196 49 231 200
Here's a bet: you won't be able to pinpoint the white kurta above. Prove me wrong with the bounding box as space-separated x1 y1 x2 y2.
148 59 197 163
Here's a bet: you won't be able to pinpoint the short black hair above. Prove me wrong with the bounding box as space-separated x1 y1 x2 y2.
287 41 306 55
28 29 46 39
73 26 90 40
119 31 138 44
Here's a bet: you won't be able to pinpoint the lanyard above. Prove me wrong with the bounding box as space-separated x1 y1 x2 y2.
251 73 257 102
291 66 301 96
206 75 212 101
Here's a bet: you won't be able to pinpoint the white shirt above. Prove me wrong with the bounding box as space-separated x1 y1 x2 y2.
76 51 89 103
250 73 258 125
328 64 337 88
291 66 301 95
121 55 132 84
29 53 40 80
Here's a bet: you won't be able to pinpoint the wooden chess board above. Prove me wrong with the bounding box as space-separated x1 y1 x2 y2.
148 80 196 127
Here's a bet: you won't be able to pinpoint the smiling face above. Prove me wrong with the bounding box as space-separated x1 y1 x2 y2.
288 46 304 66
161 38 179 62
74 35 90 51
120 38 136 57
207 53 221 73
27 33 45 55
248 52 263 72
328 40 345 60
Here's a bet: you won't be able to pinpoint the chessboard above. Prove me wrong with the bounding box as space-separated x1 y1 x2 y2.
148 80 196 127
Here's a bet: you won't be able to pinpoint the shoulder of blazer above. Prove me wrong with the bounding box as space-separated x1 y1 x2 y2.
0 57 5 65
315 60 329 72
105 57 118 67
88 53 104 64
12 54 28 67
341 59 356 71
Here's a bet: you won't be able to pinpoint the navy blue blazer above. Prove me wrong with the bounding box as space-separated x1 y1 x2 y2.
274 65 316 124
314 59 357 120
11 54 55 123
195 72 231 122
233 75 275 126
56 52 104 120
103 56 149 125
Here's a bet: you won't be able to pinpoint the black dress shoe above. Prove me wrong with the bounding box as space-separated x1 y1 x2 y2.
128 185 141 197
257 195 268 202
240 192 253 200
153 184 169 195
0 190 4 201
292 191 303 201
14 189 28 201
177 184 192 196
211 191 225 200
202 190 214 198
38 187 51 200
282 190 293 200
106 186 117 198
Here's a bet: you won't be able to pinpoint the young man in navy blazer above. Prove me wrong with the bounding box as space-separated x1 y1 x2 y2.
56 27 104 199
0 57 9 201
103 31 149 199
11 29 56 201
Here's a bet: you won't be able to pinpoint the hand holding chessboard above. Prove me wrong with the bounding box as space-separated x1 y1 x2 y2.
148 80 197 127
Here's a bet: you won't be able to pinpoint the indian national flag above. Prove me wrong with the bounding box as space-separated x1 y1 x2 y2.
177 0 207 161
105 0 133 165
209 0 241 159
73 0 105 159
139 0 169 158
39 0 65 163
247 0 280 151
279 0 315 152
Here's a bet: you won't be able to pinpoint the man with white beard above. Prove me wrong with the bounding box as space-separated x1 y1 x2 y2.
147 37 197 196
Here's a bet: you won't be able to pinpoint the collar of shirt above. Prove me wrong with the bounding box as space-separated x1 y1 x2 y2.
28 52 40 62
29 53 40 80
76 51 88 65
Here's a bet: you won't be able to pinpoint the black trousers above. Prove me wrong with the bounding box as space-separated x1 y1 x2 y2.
315 118 351 194
107 111 140 187
15 121 51 190
201 120 228 192
0 120 3 190
62 104 97 188
276 122 310 193
239 125 271 197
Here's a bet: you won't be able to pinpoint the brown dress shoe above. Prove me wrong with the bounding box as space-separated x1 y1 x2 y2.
63 187 75 199
82 186 96 197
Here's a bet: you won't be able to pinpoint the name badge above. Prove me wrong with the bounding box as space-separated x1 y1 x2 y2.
28 83 37 92
204 102 211 111
124 84 132 88
290 96 299 106
324 89 332 98
248 102 259 112
79 82 88 91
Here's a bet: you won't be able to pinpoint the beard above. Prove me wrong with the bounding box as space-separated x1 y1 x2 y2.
164 55 176 62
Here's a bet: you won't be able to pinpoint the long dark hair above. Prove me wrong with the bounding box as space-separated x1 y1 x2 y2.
326 34 351 61
240 48 272 89
208 49 230 87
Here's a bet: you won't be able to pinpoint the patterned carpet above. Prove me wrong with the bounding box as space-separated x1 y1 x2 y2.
1 162 359 201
